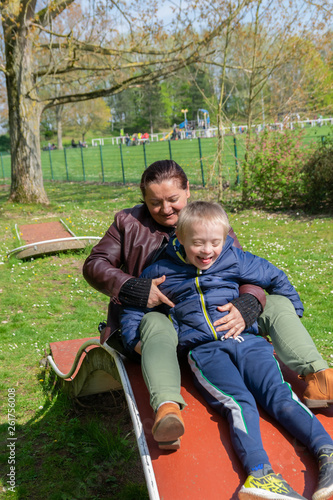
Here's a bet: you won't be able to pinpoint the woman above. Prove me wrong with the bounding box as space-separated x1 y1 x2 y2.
83 160 333 444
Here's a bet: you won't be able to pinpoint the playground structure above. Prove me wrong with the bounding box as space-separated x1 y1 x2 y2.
47 331 333 500
197 108 210 129
160 109 211 141
7 219 100 260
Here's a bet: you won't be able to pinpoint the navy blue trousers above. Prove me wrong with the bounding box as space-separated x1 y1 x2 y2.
188 335 333 473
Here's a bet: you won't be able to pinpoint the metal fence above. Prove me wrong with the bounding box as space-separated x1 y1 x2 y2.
0 133 328 187
0 136 245 187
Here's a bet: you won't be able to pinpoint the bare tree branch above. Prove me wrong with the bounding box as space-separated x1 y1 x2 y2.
40 50 206 109
37 0 75 27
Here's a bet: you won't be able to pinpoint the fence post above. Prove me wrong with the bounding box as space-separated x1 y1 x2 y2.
64 148 69 181
99 144 105 182
48 149 54 180
168 140 172 160
119 143 126 184
80 147 86 181
143 142 147 169
197 137 205 186
233 135 240 185
0 153 5 178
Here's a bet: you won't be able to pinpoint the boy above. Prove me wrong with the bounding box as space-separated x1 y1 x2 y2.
121 201 333 500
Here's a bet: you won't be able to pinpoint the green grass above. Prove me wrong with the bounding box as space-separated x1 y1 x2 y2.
1 125 331 187
0 182 332 499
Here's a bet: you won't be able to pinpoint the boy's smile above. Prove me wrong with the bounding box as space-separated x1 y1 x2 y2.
177 221 225 270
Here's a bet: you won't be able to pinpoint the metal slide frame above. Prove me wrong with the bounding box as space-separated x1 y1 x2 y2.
47 340 160 500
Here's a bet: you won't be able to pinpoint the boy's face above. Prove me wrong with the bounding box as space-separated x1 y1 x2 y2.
177 221 225 270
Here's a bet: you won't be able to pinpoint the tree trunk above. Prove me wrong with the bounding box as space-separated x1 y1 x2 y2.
216 108 224 203
5 17 49 204
216 19 232 203
56 105 64 150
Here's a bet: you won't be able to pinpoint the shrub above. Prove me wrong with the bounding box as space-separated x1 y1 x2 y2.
0 134 10 152
302 134 333 210
243 129 315 208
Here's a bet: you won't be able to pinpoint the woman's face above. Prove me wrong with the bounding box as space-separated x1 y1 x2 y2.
144 179 190 227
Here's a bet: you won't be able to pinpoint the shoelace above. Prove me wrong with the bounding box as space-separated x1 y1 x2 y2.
220 335 244 343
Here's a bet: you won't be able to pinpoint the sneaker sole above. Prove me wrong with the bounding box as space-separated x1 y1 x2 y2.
304 399 333 409
312 484 333 500
238 486 304 499
158 438 181 451
152 414 185 443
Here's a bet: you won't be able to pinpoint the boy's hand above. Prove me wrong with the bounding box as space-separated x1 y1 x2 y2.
147 275 175 308
213 303 246 338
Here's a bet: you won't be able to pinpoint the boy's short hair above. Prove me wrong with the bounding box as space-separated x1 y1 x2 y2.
177 201 230 241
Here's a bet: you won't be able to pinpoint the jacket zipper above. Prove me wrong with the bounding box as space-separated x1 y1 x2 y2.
195 270 218 340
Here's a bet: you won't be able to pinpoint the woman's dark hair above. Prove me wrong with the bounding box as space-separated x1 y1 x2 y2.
140 160 188 198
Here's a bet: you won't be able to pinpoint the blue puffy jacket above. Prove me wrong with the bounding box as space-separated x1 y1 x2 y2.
120 235 303 353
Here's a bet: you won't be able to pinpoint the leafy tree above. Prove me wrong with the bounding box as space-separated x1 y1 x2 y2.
138 82 167 133
108 81 167 134
267 35 333 120
66 98 111 141
1 0 229 203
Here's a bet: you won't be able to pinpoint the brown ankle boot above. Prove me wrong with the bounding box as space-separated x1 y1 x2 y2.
303 369 333 408
152 403 185 450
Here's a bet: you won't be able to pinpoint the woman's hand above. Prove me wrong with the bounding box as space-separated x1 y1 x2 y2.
134 341 142 355
213 303 245 339
147 275 175 308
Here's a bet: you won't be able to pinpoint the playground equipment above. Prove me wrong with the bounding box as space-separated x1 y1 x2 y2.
197 108 210 129
47 333 333 500
7 219 100 259
160 130 174 140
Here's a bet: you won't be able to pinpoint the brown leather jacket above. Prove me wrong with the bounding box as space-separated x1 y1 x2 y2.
83 204 266 343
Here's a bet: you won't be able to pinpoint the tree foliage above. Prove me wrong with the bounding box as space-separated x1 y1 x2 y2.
0 0 237 203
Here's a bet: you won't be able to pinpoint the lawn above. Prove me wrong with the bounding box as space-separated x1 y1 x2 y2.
0 181 332 499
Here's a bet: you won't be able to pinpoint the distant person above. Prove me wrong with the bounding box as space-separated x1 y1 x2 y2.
121 200 333 500
71 139 77 148
125 133 131 146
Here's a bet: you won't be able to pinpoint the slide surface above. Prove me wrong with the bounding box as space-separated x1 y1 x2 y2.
49 338 333 500
125 358 333 499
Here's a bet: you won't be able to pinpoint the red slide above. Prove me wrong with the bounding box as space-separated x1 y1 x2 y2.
49 338 333 500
